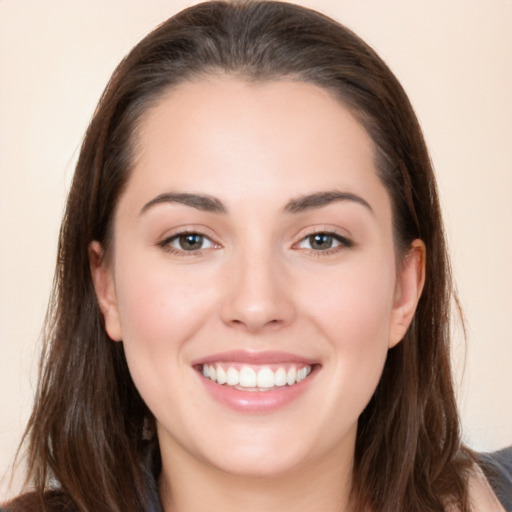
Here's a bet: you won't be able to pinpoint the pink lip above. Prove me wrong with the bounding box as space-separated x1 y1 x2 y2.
192 350 320 414
191 350 319 366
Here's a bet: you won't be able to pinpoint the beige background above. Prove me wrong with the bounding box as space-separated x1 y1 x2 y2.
1 0 511 499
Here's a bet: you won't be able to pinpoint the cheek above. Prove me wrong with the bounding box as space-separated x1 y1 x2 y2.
298 253 396 399
110 257 218 420
111 254 219 401
304 255 396 344
114 253 213 343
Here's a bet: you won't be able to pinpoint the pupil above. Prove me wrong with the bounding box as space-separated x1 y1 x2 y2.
180 234 202 250
310 233 332 250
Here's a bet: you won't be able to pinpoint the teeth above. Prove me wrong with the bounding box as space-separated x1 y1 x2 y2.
275 367 287 386
201 363 313 389
226 367 239 386
256 367 275 388
239 366 257 387
286 366 297 385
216 366 227 385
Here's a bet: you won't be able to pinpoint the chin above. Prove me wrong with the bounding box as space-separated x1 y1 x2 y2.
190 422 326 479
207 447 308 479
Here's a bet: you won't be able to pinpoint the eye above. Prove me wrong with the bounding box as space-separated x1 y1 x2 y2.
296 232 352 252
160 232 216 253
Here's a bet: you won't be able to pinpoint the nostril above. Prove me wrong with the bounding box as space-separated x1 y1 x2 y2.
229 318 274 329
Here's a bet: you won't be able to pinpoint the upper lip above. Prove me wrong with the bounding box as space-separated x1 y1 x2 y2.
191 350 320 366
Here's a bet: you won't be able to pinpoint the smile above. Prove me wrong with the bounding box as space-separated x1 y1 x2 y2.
193 351 320 412
201 363 313 391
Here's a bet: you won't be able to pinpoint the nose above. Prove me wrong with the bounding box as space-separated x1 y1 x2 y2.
220 248 296 333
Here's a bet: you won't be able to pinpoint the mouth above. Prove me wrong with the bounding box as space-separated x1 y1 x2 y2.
192 351 320 412
198 362 313 391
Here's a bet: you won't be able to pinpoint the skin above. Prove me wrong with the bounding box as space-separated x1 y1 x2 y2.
90 77 428 511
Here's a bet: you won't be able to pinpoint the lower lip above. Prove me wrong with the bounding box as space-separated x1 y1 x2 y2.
197 368 318 413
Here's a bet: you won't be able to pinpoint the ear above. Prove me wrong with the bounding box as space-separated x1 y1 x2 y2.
388 239 426 348
89 241 123 342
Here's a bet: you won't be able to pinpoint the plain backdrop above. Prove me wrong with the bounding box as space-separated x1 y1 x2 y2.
1 0 511 499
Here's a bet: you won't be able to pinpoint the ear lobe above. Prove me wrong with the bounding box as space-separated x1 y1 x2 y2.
388 239 426 348
89 241 123 342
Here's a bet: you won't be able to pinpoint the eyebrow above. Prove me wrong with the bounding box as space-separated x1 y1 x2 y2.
140 192 227 215
139 189 373 216
284 190 373 214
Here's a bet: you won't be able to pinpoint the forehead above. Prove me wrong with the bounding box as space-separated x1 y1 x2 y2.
124 76 390 217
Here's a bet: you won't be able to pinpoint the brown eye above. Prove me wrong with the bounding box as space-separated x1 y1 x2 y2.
178 233 205 251
296 231 352 252
162 232 215 252
309 233 335 250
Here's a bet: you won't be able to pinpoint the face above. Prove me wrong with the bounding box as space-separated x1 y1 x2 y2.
91 77 424 480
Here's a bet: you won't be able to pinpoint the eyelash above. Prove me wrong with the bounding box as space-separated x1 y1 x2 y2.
157 229 353 257
157 230 219 256
293 230 353 257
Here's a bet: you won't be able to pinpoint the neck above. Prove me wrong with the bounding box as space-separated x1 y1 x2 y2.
158 438 355 512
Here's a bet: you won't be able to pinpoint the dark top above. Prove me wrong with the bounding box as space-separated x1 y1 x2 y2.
3 446 511 511
479 446 512 511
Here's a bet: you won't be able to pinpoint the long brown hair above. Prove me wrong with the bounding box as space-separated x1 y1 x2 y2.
9 1 473 511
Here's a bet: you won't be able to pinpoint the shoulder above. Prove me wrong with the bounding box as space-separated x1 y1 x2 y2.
474 446 512 512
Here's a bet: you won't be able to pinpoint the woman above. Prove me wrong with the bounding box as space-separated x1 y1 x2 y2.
2 1 510 511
